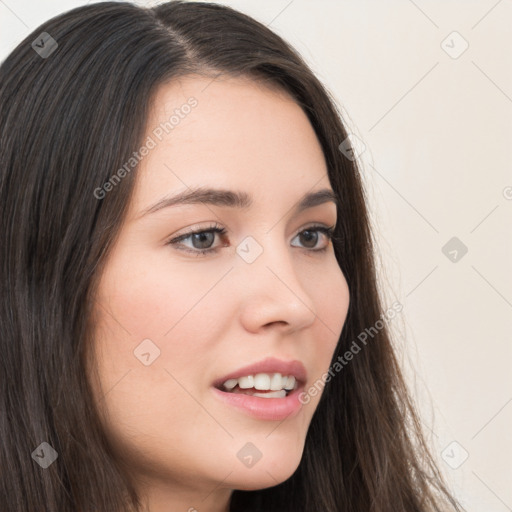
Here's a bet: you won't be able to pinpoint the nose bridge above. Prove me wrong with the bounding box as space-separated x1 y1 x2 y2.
235 232 317 331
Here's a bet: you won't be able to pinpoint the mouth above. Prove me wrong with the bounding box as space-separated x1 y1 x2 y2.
211 358 307 421
214 372 300 398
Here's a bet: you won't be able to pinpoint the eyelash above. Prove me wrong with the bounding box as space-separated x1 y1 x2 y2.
166 223 337 257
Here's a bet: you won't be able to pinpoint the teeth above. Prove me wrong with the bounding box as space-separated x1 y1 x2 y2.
270 373 283 390
253 373 271 390
222 372 298 392
284 376 296 391
238 376 254 389
253 390 286 399
223 378 238 390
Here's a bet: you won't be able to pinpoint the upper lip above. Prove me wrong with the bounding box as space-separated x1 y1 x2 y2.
213 357 307 389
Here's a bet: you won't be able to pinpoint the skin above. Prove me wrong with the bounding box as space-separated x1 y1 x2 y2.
89 75 350 512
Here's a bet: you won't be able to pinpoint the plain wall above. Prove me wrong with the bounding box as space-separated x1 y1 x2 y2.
1 1 511 510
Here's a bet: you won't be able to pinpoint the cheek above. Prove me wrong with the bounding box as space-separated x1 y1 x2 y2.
90 257 230 477
303 262 350 400
94 244 224 351
318 264 349 340
93 257 223 402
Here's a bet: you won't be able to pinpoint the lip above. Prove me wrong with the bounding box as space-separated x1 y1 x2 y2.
212 383 305 421
211 357 307 421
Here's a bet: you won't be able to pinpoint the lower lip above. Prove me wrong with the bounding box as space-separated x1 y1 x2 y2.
211 385 305 421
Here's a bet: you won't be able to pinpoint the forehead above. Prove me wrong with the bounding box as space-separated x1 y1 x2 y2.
128 74 330 218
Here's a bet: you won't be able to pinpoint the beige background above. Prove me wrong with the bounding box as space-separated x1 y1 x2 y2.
1 1 511 509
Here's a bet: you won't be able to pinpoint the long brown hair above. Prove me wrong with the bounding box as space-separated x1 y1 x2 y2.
0 2 462 511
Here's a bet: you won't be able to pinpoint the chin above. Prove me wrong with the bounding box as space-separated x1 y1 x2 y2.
228 451 303 491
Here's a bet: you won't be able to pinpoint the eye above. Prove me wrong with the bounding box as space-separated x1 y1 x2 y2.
291 225 336 252
166 223 337 257
166 223 227 256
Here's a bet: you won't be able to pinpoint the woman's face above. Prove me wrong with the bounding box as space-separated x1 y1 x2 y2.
90 75 350 510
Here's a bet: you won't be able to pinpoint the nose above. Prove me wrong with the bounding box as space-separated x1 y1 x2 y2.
236 237 318 334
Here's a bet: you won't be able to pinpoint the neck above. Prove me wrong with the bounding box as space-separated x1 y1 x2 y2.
137 477 233 512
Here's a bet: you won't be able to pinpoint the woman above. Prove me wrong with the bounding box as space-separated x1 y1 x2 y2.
0 2 463 511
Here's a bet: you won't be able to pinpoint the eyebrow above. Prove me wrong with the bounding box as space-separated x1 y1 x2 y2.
138 186 339 218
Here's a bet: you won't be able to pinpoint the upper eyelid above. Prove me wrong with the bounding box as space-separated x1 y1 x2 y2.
167 223 335 252
170 222 335 240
